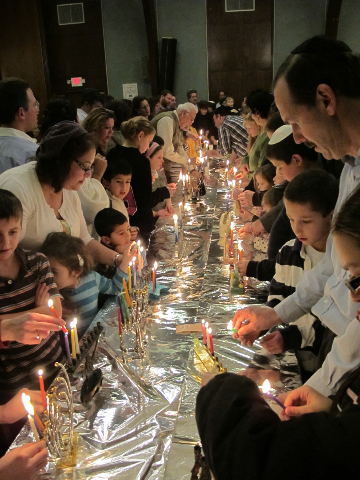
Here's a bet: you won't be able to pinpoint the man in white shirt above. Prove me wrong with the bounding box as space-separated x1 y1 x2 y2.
233 36 360 397
0 78 39 174
77 88 104 123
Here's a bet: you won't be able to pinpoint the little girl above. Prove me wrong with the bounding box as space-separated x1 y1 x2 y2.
42 232 136 337
251 163 276 207
147 136 176 217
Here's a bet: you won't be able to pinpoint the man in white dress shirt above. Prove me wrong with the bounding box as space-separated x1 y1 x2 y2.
77 88 104 123
0 78 39 174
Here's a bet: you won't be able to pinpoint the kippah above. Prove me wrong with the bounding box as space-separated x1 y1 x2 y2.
37 121 88 161
268 124 293 145
214 105 232 116
291 35 352 55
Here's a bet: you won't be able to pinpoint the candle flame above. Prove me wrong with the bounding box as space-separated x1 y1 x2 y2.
205 321 209 328
129 261 132 267
48 299 53 308
231 222 235 230
132 256 136 262
154 261 158 269
208 327 212 334
22 392 34 416
173 214 178 221
137 240 141 247
200 129 203 135
38 369 43 376
73 317 77 326
179 202 182 207
232 180 236 187
226 160 230 165
233 167 237 173
227 320 233 330
261 379 271 394
70 320 75 329
202 319 205 324
140 247 143 252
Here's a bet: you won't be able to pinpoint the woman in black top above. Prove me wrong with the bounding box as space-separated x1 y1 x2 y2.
107 117 171 241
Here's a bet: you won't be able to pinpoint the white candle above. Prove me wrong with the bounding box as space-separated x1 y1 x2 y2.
137 240 142 277
173 214 178 243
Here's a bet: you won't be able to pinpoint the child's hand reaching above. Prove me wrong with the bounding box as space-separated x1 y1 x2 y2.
119 242 136 273
35 283 50 307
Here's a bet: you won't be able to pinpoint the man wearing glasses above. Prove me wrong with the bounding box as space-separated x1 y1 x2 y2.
0 78 39 174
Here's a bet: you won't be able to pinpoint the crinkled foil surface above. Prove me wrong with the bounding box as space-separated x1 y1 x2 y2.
12 162 302 479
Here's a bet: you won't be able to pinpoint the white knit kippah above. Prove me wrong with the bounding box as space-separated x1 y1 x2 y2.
268 124 293 145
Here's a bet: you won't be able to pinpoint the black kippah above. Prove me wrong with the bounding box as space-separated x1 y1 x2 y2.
291 35 352 55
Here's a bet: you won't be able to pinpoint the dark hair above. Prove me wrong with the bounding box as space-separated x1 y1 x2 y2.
131 96 148 117
94 208 128 237
187 89 197 99
262 184 286 209
254 163 276 191
284 170 338 216
0 77 30 124
0 189 23 221
159 89 172 97
104 100 130 129
332 185 360 248
267 133 318 164
42 232 93 274
273 36 360 106
81 88 104 108
40 98 77 136
147 96 158 116
265 112 284 133
36 133 96 193
246 89 274 119
152 135 164 147
198 100 208 110
103 160 132 182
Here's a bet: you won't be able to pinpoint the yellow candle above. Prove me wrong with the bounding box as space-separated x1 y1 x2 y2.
128 262 132 292
122 278 132 306
73 317 80 354
70 321 76 359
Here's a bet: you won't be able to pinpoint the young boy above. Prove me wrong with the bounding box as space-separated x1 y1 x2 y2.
260 170 339 380
0 189 64 393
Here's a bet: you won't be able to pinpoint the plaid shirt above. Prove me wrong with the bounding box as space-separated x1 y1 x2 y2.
218 116 248 157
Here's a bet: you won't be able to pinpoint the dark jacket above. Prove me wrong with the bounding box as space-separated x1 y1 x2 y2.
193 111 213 135
106 145 169 238
196 373 360 480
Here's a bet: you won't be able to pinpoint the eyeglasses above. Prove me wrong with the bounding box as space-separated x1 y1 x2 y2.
74 160 94 174
344 274 360 294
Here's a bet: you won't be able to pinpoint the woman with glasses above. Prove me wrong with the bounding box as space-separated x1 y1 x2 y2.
0 121 126 267
196 186 360 480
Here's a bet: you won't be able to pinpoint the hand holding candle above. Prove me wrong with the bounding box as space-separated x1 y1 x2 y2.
48 299 67 333
260 380 286 409
22 393 41 441
227 320 238 333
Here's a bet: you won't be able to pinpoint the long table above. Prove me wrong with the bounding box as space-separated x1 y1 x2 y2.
12 164 302 479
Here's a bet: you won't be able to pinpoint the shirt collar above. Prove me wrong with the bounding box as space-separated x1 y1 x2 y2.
0 127 37 143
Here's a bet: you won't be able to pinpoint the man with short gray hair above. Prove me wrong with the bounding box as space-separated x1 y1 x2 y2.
152 102 197 182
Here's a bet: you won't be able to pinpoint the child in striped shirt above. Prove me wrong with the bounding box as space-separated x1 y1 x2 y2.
42 232 138 337
260 170 339 379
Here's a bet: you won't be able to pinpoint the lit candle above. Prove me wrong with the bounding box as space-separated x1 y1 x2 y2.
22 393 40 441
226 159 230 167
205 321 210 347
232 179 236 191
73 317 80 355
188 158 191 173
138 244 143 277
225 167 228 181
70 320 76 360
227 320 238 333
230 221 234 244
173 214 178 243
201 319 207 345
122 278 132 307
48 299 67 334
185 173 189 189
200 129 203 141
238 239 242 261
132 256 137 286
153 261 157 292
128 261 132 292
64 330 72 365
261 380 286 409
179 202 183 229
208 327 214 355
38 369 47 409
233 166 237 175
179 171 183 183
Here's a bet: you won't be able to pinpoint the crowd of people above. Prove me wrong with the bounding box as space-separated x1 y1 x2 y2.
0 34 360 479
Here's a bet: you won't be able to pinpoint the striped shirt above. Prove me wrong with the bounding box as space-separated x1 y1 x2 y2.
62 268 128 338
267 238 324 350
218 116 248 157
0 249 64 395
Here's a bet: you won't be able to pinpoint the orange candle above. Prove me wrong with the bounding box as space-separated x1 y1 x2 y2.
38 369 47 410
122 278 132 307
47 299 67 334
230 222 234 244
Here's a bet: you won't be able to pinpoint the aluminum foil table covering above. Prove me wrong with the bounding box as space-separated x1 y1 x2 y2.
12 162 302 479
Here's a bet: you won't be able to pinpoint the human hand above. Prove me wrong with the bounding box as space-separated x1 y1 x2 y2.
0 441 48 480
167 185 177 197
260 331 285 354
239 232 253 243
240 164 250 174
166 204 175 214
167 182 177 189
119 242 136 272
238 222 252 234
282 386 332 419
251 206 265 217
232 305 282 344
239 190 255 208
1 313 65 344
34 284 50 308
0 389 44 424
129 227 139 241
92 153 107 181
155 209 171 218
236 260 249 276
239 208 254 221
